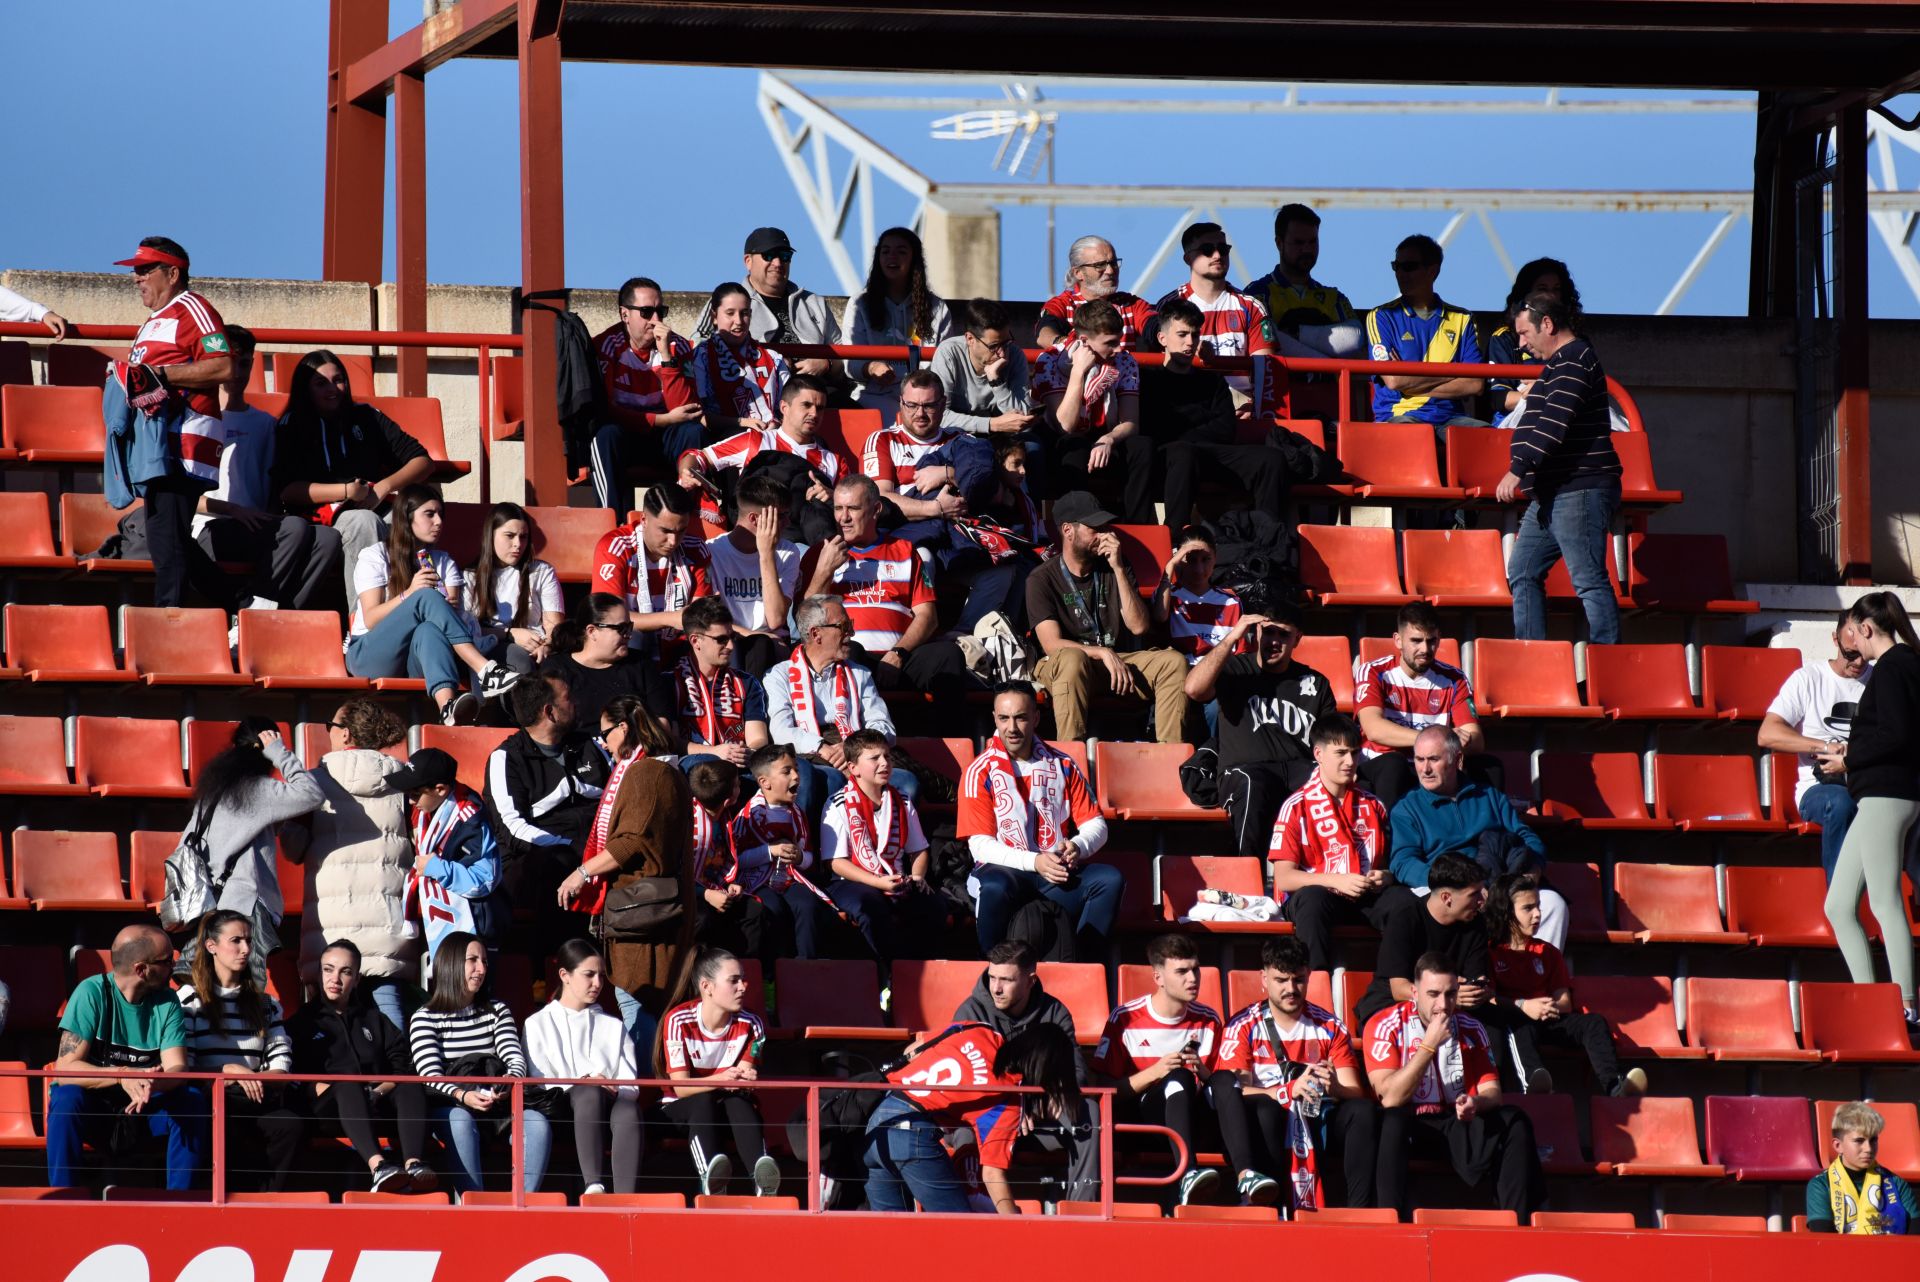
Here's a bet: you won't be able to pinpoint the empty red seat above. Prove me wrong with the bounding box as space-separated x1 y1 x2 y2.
580 1191 687 1208
1297 526 1413 606
1583 643 1698 720
1401 529 1510 607
74 716 190 798
1095 742 1214 820
415 725 515 792
1118 963 1224 1016
0 492 67 570
1816 1100 1920 1179
238 610 367 689
122 606 251 686
0 385 105 462
0 1069 46 1149
771 959 887 1038
1575 975 1704 1060
1035 962 1109 1043
1626 532 1757 614
488 354 525 443
0 840 27 911
1157 855 1274 932
1684 977 1820 1061
1335 968 1373 1037
0 716 84 797
1411 1207 1518 1227
524 506 615 585
1508 1092 1606 1174
1172 1203 1279 1223
1799 982 1920 1063
889 960 985 1036
12 830 127 911
1445 426 1515 497
1724 866 1841 946
1336 422 1461 500
1550 861 1610 943
893 738 977 795
1111 524 1173 599
1295 635 1355 712
1531 1211 1638 1229
5 604 119 682
819 407 885 477
1613 431 1683 505
1653 754 1784 832
1705 1095 1820 1181
1535 752 1665 829
365 396 469 479
1699 646 1802 720
1661 1213 1767 1232
1589 1096 1723 1177
129 831 177 909
1472 638 1601 719
1611 863 1746 945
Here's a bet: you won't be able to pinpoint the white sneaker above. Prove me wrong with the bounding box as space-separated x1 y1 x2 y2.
476 660 522 701
753 1154 782 1197
582 1183 607 1198
701 1152 732 1196
818 1173 840 1209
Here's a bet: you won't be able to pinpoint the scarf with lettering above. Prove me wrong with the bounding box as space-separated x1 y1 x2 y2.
838 781 907 880
787 644 861 742
702 333 780 422
406 784 483 961
692 800 740 892
1828 1158 1906 1235
677 655 747 745
976 736 1073 854
573 751 642 915
631 533 699 616
1294 769 1380 877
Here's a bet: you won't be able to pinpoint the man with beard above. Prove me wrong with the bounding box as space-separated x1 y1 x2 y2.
1034 234 1159 350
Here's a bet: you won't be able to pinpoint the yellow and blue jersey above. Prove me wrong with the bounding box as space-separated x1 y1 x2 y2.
1487 324 1540 398
1365 297 1482 426
1243 267 1356 334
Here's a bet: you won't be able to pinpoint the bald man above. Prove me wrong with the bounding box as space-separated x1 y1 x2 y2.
48 924 208 1190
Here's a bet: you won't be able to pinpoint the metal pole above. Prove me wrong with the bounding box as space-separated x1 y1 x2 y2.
517 0 569 505
1098 1090 1113 1219
1835 102 1874 583
511 1079 525 1209
322 0 388 285
806 1084 822 1214
211 1080 227 1206
395 71 430 398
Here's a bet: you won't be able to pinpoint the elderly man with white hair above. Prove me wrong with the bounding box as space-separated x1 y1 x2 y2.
1034 235 1159 351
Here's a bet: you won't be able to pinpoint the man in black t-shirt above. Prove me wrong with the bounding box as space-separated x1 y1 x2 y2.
1355 854 1489 1028
1185 600 1338 858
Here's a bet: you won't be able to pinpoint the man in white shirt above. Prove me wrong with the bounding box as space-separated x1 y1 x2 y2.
702 472 801 679
1759 614 1873 881
0 282 67 338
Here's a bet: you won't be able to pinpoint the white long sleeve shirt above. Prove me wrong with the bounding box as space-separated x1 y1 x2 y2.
0 284 49 325
524 1000 640 1099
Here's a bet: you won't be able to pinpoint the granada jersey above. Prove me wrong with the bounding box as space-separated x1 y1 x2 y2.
694 426 842 483
594 323 697 425
863 424 960 490
1362 1001 1498 1111
1032 341 1141 433
1155 282 1274 403
1489 939 1572 1004
887 1023 1025 1171
661 999 763 1098
1218 1000 1359 1091
1353 655 1478 758
131 290 230 419
956 746 1101 848
1268 779 1387 880
1166 584 1244 666
590 523 713 623
1039 288 1158 351
798 537 934 652
1093 995 1223 1079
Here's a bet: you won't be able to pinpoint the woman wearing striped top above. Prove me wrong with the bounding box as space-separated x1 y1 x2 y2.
408 931 551 1193
176 910 304 1191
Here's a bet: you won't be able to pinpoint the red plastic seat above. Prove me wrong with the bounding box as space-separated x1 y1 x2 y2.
1472 639 1602 720
0 385 105 462
12 830 127 911
1613 431 1683 505
1531 1211 1637 1229
488 354 525 443
60 491 140 566
1055 1200 1164 1218
457 1190 568 1207
1535 752 1666 830
185 719 294 782
1157 855 1276 932
415 725 516 793
1094 741 1214 820
366 396 470 479
1225 969 1333 1017
1411 1207 1518 1227
1110 524 1173 599
1705 1095 1821 1181
1589 1096 1724 1176
5 604 119 682
0 492 68 570
893 738 977 794
1296 1206 1397 1224
1550 861 1609 943
1798 982 1920 1064
1816 1100 1920 1179
1768 752 1807 828
0 840 27 912
44 344 124 388
1626 532 1757 614
818 408 884 477
0 716 84 797
74 716 190 798
1118 963 1225 1015
1724 866 1843 946
1401 529 1509 607
771 959 887 1038
300 722 408 770
1652 754 1784 832
694 1193 802 1211
341 1190 452 1205
0 1186 84 1199
1444 426 1514 497
272 351 375 399
1611 863 1746 945
889 960 986 1037
1336 422 1462 500
1173 1204 1278 1223
1297 526 1413 606
1684 977 1820 1061
1542 536 1630 607
581 1191 688 1208
1575 975 1704 1059
122 607 251 686
0 946 70 1031
1508 1093 1605 1175
129 831 177 909
524 506 615 584
1583 643 1699 720
230 1190 330 1205
1035 962 1110 1043
1336 969 1373 1037
238 610 367 689
1295 636 1355 712
1699 646 1802 721
1661 1213 1767 1232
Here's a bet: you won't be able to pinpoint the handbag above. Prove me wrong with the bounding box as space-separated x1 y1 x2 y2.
600 875 684 941
158 807 233 933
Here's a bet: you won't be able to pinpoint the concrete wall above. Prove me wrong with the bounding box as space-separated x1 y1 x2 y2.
8 269 1917 585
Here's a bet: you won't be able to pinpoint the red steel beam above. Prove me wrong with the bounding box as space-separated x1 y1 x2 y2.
395 71 429 398
1835 102 1874 583
518 0 569 505
323 0 388 285
344 0 519 106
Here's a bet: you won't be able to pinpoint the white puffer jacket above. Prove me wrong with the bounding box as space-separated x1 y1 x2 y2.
299 749 417 984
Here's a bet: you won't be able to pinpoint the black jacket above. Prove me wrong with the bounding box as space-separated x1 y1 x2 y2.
1848 643 1920 802
951 973 1087 1084
288 995 411 1079
270 403 429 510
482 729 611 865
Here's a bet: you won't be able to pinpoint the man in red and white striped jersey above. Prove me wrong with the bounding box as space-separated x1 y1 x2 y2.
1033 234 1158 351
1353 602 1490 810
588 276 704 510
678 376 841 508
590 483 714 657
1269 715 1393 971
862 370 965 521
797 474 976 697
1154 221 1278 418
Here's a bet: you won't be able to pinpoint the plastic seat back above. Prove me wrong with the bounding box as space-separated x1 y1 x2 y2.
1473 638 1590 715
581 1192 687 1208
772 959 884 1033
1411 1208 1518 1227
894 738 977 791
1400 529 1509 605
889 960 986 1036
1653 754 1773 827
13 830 126 909
1550 861 1609 941
1227 969 1333 1016
0 945 71 1032
1574 975 1696 1058
1536 752 1654 824
1724 866 1837 946
1816 1100 1920 1179
1626 532 1754 612
1508 1092 1597 1174
59 491 136 561
0 385 105 458
1035 962 1109 1041
1158 855 1263 921
1685 977 1813 1058
1614 431 1681 502
489 355 526 441
1613 863 1737 942
74 717 189 796
1699 646 1803 720
1111 524 1173 598
1531 1211 1638 1229
1356 636 1464 671
1661 1213 1768 1232
1095 741 1210 819
129 831 178 906
1444 426 1515 495
366 396 453 464
416 725 516 793
122 606 243 682
185 719 294 782
1704 1095 1820 1180
524 506 615 584
4 604 117 679
1584 644 1696 718
1297 525 1408 603
237 610 360 686
0 492 62 565
1336 422 1447 495
1799 982 1920 1062
1295 636 1355 711
1589 1096 1717 1174
0 716 80 795
815 408 881 478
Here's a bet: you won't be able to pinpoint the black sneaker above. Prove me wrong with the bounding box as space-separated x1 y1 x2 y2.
442 692 479 726
371 1161 407 1194
476 661 522 702
403 1159 438 1192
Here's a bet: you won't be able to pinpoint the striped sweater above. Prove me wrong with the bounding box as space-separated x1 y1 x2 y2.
1507 336 1620 498
175 983 293 1073
408 999 529 1099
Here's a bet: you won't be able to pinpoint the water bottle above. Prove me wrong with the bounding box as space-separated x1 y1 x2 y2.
1293 1073 1323 1119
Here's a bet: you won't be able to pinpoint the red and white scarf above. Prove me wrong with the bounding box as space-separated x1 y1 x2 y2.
1295 768 1378 876
837 782 907 880
677 656 747 746
976 737 1074 853
405 784 485 960
787 645 862 742
731 790 811 894
632 537 699 616
702 334 780 422
692 800 739 892
574 753 642 915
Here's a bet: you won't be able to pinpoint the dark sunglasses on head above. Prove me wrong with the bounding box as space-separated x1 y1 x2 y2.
622 304 665 319
592 620 635 637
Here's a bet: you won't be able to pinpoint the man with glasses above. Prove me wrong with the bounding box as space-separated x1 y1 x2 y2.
1155 222 1278 419
48 924 208 1190
1035 235 1158 351
862 371 964 522
1185 600 1338 859
695 227 841 383
932 298 1037 438
589 275 704 510
1365 234 1488 432
673 595 771 769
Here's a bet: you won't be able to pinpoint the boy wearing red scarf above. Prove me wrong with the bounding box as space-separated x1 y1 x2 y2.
821 730 944 963
1268 714 1394 971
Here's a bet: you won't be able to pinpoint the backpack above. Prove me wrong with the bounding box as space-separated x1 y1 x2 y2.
1006 897 1076 963
158 808 243 934
1208 508 1295 601
738 450 838 544
785 1050 889 1202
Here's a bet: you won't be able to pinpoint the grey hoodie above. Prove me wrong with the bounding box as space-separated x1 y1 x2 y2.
951 971 1087 1084
191 738 326 923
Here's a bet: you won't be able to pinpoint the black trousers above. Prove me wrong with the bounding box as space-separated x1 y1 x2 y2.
198 513 344 611
1121 1068 1208 1164
662 1091 767 1179
851 639 978 699
732 633 788 681
145 476 235 609
221 1089 305 1192
1222 759 1315 860
1209 1079 1379 1209
1162 434 1291 533
1051 429 1157 524
1474 1006 1622 1094
1376 1104 1544 1222
1282 886 1391 973
307 1080 430 1167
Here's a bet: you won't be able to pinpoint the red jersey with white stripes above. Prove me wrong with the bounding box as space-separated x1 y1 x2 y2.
593 322 697 426
1218 1000 1359 1092
1166 584 1244 666
590 522 713 632
862 423 960 490
798 537 934 653
661 999 763 1099
1362 1001 1497 1113
1032 341 1141 433
1093 995 1223 1078
1039 287 1158 351
1268 771 1387 884
131 289 229 420
1353 654 1480 758
692 425 842 483
886 1023 1026 1171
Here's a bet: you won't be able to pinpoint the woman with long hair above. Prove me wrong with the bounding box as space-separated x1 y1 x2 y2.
175 716 324 982
863 1021 1081 1214
176 910 304 1191
408 931 552 1194
841 228 955 419
1489 257 1583 415
690 283 790 433
525 938 643 1196
344 482 520 725
1825 591 1920 1024
463 502 566 673
652 947 779 1197
546 593 659 734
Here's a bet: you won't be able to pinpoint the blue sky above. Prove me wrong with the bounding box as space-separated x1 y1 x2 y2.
6 2 1918 318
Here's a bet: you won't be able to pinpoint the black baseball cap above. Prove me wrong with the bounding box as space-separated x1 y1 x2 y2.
744 227 794 257
1052 491 1119 530
388 748 457 794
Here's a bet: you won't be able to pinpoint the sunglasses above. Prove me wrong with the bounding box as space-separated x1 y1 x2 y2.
592 620 635 637
621 304 665 319
694 631 737 646
1390 260 1433 272
328 720 350 731
1840 647 1863 663
755 249 794 262
1077 258 1121 274
1191 241 1232 258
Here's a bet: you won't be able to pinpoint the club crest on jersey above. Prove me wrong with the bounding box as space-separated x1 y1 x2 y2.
1443 328 1457 342
201 333 230 353
597 564 616 582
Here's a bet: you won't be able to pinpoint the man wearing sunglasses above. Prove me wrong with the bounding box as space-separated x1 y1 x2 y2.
589 276 704 510
673 595 771 770
693 227 842 384
1034 234 1159 351
1364 234 1487 432
1154 222 1278 420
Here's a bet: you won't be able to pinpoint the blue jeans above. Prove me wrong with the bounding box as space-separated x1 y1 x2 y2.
865 1096 973 1212
797 760 921 832
1508 480 1621 645
47 1083 208 1190
612 985 658 1062
971 862 1125 954
430 1099 551 1194
346 589 478 698
365 979 410 1033
1800 783 1860 883
590 420 705 511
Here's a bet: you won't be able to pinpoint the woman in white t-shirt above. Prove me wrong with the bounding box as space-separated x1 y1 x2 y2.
840 227 956 420
344 483 522 726
463 502 566 675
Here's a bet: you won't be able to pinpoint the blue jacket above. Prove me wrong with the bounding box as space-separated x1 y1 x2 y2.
1388 780 1546 889
101 371 206 508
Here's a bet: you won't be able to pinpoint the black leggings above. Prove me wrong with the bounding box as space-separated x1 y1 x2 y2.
564 1084 643 1192
307 1080 430 1166
1209 1079 1379 1208
222 1089 305 1192
662 1091 766 1180
1476 1006 1622 1094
